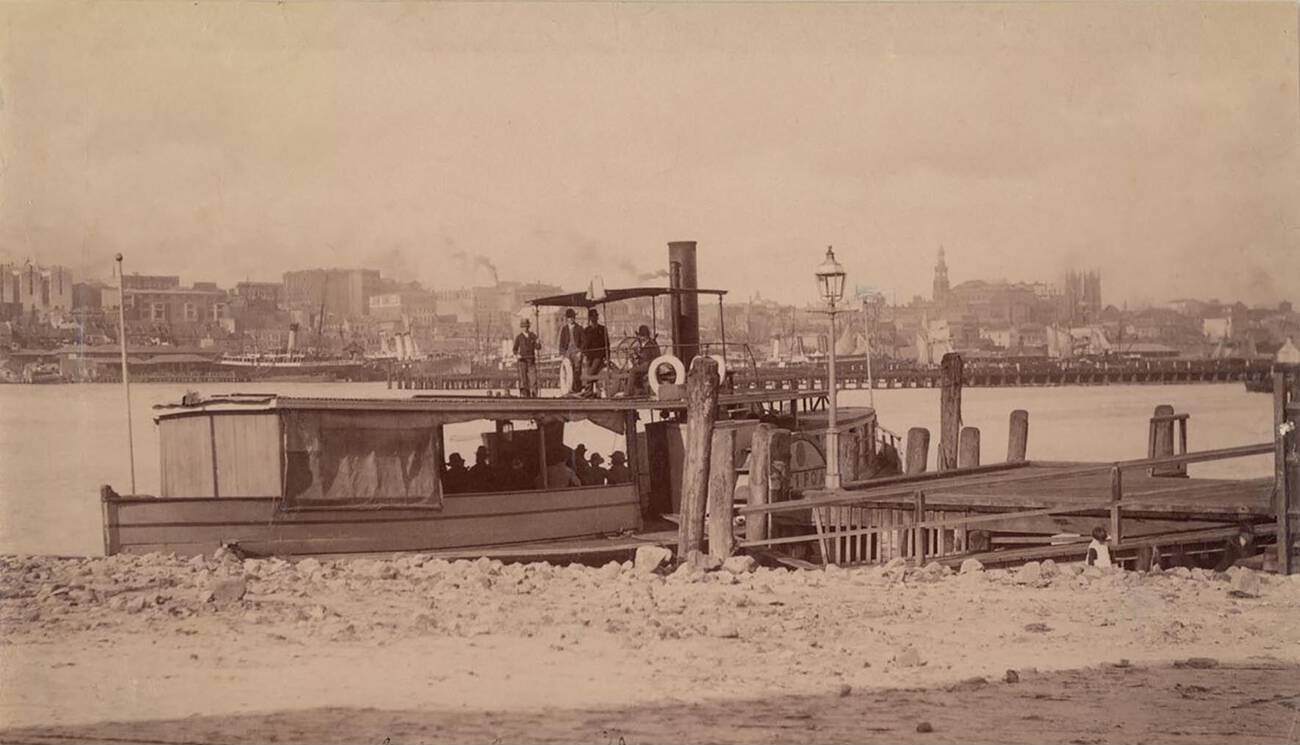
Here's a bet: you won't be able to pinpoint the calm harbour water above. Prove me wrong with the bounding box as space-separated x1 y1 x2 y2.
0 381 1275 557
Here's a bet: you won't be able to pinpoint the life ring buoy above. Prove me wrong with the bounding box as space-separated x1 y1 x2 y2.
648 354 686 396
709 354 727 383
558 357 575 394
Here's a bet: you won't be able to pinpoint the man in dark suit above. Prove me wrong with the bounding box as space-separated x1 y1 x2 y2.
557 308 584 395
512 318 540 397
580 308 609 397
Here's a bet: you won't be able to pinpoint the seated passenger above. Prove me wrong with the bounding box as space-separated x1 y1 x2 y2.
630 325 661 397
572 444 595 485
505 457 532 491
585 453 609 485
466 446 495 492
606 451 632 484
536 450 581 488
443 453 469 494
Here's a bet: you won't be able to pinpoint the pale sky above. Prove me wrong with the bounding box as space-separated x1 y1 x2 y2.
1 1 1297 307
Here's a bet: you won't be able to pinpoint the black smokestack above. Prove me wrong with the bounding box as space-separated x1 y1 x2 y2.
668 241 700 366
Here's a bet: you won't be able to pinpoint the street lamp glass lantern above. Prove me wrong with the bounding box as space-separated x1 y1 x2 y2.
815 246 846 306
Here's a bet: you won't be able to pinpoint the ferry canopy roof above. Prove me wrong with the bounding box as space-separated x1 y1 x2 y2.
528 286 727 309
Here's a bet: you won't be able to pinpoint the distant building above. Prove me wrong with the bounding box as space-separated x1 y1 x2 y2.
122 274 181 291
369 290 439 325
124 283 228 325
234 281 284 310
283 268 381 321
1061 270 1102 324
1202 317 1233 341
932 248 950 305
0 262 74 321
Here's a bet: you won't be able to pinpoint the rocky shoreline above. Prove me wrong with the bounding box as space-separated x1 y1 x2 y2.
3 549 1298 740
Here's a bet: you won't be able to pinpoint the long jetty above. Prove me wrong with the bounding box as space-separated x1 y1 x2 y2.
391 357 1275 391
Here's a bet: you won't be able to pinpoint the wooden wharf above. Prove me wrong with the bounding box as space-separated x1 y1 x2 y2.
392 358 1278 392
687 363 1300 575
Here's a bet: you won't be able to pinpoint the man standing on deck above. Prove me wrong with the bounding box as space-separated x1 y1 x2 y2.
557 308 584 395
513 318 540 397
580 307 609 397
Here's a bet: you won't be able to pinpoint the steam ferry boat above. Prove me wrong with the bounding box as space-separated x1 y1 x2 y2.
100 242 885 560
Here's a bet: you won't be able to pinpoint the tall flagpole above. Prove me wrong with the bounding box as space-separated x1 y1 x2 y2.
116 253 137 496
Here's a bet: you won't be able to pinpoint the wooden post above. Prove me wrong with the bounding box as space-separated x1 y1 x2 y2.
939 352 963 471
905 427 930 475
1109 465 1123 547
707 425 738 560
677 356 719 559
624 410 644 519
770 427 792 503
912 490 926 561
747 423 774 543
1149 404 1185 477
958 426 980 469
1274 373 1295 575
1007 409 1029 463
536 419 549 489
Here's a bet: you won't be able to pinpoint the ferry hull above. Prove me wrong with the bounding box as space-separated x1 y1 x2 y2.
103 485 640 558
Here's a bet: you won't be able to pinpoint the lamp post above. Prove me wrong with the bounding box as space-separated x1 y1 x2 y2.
814 246 846 489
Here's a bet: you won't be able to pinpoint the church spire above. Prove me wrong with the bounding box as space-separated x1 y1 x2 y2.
933 246 950 303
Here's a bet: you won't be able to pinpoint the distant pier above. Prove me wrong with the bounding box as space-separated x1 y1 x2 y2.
392 358 1275 391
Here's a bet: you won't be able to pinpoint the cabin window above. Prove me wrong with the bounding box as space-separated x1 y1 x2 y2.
281 411 443 510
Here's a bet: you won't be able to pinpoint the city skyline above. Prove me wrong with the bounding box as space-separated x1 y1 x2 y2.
2 3 1297 308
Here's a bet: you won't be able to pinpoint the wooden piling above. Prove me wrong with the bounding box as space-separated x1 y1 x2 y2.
770 428 791 502
939 352 963 471
707 425 738 560
1275 372 1296 575
677 356 720 559
1007 409 1029 463
905 427 930 475
747 423 775 543
913 490 926 561
958 426 980 469
1109 465 1123 547
1149 404 1185 477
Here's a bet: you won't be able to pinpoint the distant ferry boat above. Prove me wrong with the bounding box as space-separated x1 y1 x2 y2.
216 352 373 382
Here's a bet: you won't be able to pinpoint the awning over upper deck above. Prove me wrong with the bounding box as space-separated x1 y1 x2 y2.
528 286 727 309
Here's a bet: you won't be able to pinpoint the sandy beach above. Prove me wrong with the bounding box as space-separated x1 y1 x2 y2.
2 550 1298 743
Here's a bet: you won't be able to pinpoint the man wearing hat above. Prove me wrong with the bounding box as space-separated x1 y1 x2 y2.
512 317 540 397
580 307 609 397
557 308 584 395
630 324 661 396
443 452 469 494
606 451 631 484
586 452 609 485
572 443 595 485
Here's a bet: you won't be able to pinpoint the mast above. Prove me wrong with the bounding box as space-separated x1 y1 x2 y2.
114 254 137 495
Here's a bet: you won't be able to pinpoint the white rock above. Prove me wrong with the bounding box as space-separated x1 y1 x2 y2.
959 558 985 575
1040 559 1059 578
1016 562 1042 584
894 647 923 668
722 555 757 575
210 577 247 605
598 561 623 579
296 558 322 576
634 545 673 574
1231 570 1261 597
687 550 723 572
